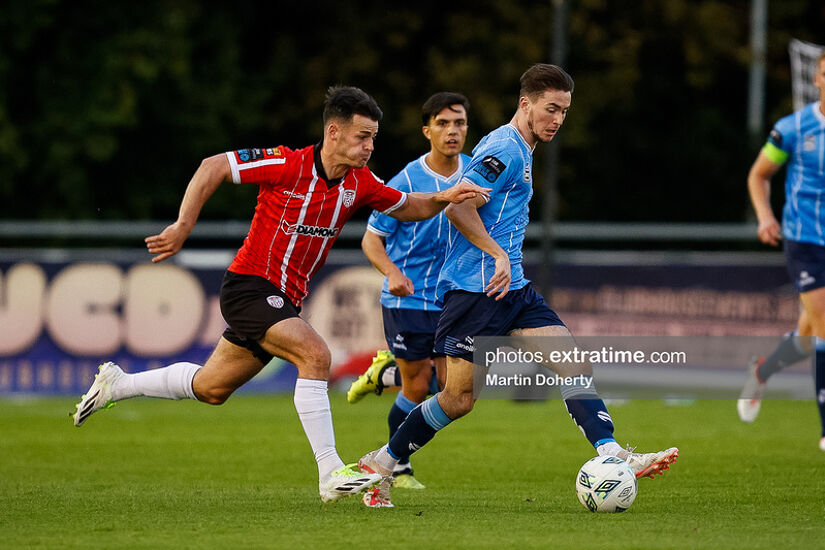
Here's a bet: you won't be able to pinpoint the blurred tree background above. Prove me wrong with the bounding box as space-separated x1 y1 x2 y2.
0 0 823 222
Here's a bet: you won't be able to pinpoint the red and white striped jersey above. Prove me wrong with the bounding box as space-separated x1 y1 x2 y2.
225 144 406 307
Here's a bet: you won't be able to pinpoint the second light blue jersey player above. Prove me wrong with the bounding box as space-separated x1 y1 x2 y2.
738 54 825 451
765 102 825 246
368 152 471 310
436 124 532 298
355 93 474 502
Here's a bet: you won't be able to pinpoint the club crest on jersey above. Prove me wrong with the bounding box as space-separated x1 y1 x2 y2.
342 189 356 208
281 220 340 238
266 295 284 309
803 134 817 152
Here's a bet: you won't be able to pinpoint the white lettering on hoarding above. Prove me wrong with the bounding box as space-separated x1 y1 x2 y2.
0 263 46 354
0 262 220 359
124 264 205 356
46 263 123 356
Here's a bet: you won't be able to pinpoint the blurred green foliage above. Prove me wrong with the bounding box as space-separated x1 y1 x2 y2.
0 0 823 221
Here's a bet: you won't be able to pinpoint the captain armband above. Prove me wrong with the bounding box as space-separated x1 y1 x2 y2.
762 141 789 165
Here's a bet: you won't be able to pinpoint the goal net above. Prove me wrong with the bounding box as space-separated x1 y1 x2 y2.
789 38 825 111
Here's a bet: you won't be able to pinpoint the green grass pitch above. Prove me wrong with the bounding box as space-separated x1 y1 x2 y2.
2 394 824 549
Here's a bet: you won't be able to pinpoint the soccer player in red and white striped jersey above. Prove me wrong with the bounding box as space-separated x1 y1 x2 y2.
72 86 490 502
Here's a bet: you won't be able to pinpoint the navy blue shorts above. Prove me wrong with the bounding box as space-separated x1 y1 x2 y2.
785 240 825 293
382 307 443 361
434 284 565 362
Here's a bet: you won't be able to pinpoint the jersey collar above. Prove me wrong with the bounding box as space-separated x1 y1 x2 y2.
419 153 465 183
507 123 537 153
314 142 344 188
814 102 825 125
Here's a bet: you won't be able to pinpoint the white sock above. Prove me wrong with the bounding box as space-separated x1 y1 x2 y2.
596 441 624 457
293 378 345 480
375 444 399 473
381 366 397 387
113 362 201 401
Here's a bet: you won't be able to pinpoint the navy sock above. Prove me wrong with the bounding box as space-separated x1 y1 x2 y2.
816 340 825 437
388 392 417 467
559 378 615 447
564 398 616 447
388 393 452 460
758 331 812 381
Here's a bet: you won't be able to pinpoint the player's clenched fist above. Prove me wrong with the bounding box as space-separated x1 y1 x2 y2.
756 217 782 247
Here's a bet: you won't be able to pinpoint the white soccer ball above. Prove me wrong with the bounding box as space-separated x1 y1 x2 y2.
575 455 637 513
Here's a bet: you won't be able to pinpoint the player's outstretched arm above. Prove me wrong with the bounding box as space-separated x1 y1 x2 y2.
390 181 490 222
445 197 511 300
361 230 414 296
145 154 232 263
747 150 783 247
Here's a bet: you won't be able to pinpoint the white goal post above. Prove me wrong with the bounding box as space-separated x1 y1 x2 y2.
789 38 825 111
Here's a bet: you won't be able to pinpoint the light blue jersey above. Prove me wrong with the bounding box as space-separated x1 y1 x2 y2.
765 101 825 245
368 153 470 311
437 124 533 298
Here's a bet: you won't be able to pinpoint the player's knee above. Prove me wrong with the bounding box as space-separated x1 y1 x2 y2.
405 386 429 403
404 375 431 402
312 344 332 367
294 345 332 378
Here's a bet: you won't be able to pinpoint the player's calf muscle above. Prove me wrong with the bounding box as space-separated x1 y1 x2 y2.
194 384 234 405
192 370 249 405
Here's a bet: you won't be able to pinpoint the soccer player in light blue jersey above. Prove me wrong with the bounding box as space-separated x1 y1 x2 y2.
352 93 471 500
738 51 825 452
357 64 678 507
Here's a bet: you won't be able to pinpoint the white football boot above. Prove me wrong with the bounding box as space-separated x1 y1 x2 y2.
319 464 381 503
72 362 125 427
737 357 767 423
358 449 394 508
618 446 679 479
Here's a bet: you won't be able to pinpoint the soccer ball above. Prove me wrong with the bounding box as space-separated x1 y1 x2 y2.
575 455 637 513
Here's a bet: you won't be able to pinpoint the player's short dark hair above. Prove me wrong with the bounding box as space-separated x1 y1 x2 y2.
519 64 574 101
323 86 383 124
421 92 470 125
